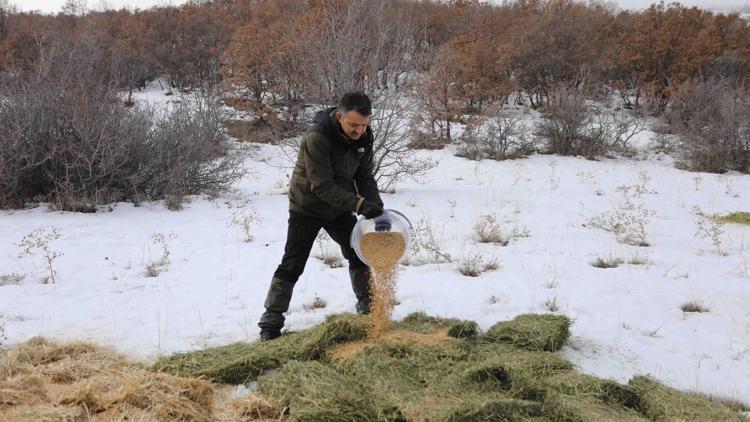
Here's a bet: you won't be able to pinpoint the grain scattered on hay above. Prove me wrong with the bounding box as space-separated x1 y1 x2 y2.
483 313 571 352
328 328 452 362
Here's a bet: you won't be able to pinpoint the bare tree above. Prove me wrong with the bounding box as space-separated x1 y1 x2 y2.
275 0 435 190
0 0 12 42
61 0 87 16
370 87 437 190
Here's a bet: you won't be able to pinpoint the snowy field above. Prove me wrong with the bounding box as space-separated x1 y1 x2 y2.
1 87 749 404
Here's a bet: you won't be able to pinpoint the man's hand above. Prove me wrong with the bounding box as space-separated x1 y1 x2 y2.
358 201 383 219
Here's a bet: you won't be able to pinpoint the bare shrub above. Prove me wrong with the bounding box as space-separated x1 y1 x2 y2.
680 301 709 313
0 273 24 286
667 78 750 174
145 233 175 277
586 206 655 247
457 108 536 161
228 205 263 242
472 214 530 245
314 232 344 269
0 39 244 210
693 207 727 256
303 295 327 311
544 296 560 312
0 315 6 347
628 252 652 266
17 227 63 284
473 214 509 245
591 255 624 269
535 84 645 159
457 252 499 277
405 217 452 266
482 111 536 160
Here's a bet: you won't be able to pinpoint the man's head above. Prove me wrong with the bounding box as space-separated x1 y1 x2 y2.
335 92 371 141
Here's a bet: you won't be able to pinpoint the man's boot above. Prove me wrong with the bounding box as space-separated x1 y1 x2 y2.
258 277 295 341
350 267 372 314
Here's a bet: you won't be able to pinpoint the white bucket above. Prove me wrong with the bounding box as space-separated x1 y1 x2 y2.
350 209 413 266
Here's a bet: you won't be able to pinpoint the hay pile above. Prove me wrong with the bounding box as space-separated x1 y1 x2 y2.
629 375 747 421
153 313 369 384
7 313 747 421
158 312 746 421
0 337 225 421
484 313 571 351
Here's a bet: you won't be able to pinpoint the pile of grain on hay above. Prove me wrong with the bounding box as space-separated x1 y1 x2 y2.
360 231 406 338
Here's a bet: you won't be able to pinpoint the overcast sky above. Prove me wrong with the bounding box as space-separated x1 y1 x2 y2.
11 0 187 13
9 0 750 14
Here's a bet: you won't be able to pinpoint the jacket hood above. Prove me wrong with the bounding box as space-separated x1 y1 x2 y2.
311 107 373 148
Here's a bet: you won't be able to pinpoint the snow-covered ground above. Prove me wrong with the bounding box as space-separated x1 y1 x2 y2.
2 87 749 405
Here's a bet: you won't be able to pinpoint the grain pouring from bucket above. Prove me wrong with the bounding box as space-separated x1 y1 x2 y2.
351 210 412 338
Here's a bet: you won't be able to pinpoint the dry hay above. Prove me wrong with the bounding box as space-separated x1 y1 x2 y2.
152 341 277 385
543 393 648 421
483 313 571 352
435 395 543 421
255 360 402 421
0 337 219 421
360 231 405 338
152 312 748 421
153 313 369 384
214 392 281 421
446 320 479 338
543 372 639 408
629 375 748 421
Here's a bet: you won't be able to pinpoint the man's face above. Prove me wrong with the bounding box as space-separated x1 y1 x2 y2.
336 110 369 140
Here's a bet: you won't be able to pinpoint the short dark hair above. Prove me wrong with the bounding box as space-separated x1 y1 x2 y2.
338 92 372 116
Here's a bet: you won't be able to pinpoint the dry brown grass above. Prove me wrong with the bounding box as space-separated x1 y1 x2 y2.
214 392 282 421
0 337 282 421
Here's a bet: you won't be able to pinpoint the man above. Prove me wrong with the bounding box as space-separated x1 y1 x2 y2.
258 92 384 341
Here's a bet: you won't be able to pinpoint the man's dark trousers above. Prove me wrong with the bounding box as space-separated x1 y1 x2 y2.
258 210 371 331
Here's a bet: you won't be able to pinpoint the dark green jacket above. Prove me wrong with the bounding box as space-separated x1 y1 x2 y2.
288 107 383 220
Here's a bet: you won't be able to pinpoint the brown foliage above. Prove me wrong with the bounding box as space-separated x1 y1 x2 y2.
619 3 750 111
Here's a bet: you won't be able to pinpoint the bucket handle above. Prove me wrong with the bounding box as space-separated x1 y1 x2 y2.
384 209 413 229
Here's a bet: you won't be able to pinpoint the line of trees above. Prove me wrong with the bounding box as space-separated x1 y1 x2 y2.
1 0 748 207
1 0 748 111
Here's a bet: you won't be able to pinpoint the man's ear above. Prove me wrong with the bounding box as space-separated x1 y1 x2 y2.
335 111 343 122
